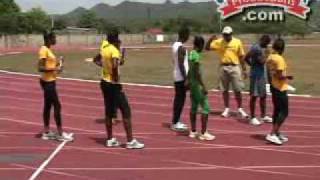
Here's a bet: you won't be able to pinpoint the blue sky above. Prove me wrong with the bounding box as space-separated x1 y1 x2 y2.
15 0 210 14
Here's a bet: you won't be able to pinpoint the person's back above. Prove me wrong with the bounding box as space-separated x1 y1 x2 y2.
250 43 267 79
170 27 190 131
172 41 189 82
189 50 202 87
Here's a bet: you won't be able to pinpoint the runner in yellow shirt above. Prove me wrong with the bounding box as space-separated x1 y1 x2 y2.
266 38 293 145
93 30 144 149
38 31 73 142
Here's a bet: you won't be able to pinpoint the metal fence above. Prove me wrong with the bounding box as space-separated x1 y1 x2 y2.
1 33 320 50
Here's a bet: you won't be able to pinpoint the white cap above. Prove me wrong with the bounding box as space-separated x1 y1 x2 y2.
222 26 233 34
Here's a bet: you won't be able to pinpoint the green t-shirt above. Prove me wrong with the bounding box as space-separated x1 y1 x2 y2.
189 50 202 87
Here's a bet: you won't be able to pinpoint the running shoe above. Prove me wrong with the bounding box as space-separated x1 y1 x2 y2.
41 131 56 140
278 133 289 143
189 131 199 139
106 138 120 147
250 117 262 126
126 139 145 149
266 134 283 145
238 108 249 119
198 132 216 141
171 122 188 131
221 108 230 118
261 116 273 123
56 132 74 142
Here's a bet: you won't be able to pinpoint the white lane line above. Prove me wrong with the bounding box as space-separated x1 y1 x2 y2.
3 116 320 158
242 165 320 169
0 69 314 98
28 133 73 180
49 167 217 171
170 159 313 178
14 163 97 180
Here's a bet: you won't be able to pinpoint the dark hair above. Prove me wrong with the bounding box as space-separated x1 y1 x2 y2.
272 38 285 54
260 34 271 44
194 35 205 52
107 29 120 44
43 30 55 41
178 26 190 42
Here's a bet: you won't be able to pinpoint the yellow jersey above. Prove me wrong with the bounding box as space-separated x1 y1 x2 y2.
38 46 58 82
210 37 245 65
267 53 289 91
100 43 121 82
100 40 109 51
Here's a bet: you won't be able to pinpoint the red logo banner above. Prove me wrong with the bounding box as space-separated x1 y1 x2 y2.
219 0 310 19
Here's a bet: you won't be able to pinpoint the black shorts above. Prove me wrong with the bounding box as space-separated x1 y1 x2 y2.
100 80 131 119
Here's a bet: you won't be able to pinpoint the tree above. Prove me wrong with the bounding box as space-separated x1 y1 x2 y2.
22 8 51 33
0 0 20 16
54 17 68 30
77 10 99 28
0 0 21 35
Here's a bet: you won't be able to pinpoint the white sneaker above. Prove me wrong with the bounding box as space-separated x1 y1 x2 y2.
106 138 120 147
189 131 199 139
171 122 188 131
250 117 262 126
56 132 74 142
221 108 230 118
266 134 283 145
238 108 249 119
278 134 289 143
41 131 56 140
198 132 216 141
126 139 145 149
261 116 273 123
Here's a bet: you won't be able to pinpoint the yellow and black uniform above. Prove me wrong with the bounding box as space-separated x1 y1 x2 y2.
38 46 62 128
210 37 245 92
100 43 131 119
267 52 289 125
39 46 59 82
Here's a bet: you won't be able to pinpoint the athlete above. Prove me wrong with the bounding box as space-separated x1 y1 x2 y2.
244 35 273 126
38 31 73 142
266 38 292 145
93 30 144 149
188 36 215 141
171 27 190 131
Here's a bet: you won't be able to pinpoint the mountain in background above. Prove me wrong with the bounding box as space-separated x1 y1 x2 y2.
64 1 217 21
57 0 320 33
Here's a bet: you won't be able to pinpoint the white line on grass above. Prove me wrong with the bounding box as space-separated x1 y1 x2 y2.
28 133 73 180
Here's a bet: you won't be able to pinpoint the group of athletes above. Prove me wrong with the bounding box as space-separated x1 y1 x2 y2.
37 26 292 149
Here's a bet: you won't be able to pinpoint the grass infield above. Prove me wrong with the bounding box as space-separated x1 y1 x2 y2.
0 45 319 95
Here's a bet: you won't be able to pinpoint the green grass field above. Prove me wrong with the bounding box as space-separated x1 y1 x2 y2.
1 45 320 95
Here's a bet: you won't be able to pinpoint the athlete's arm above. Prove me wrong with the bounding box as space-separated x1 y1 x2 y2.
178 46 187 80
38 58 59 72
275 70 294 80
120 48 126 66
205 35 218 51
244 50 253 66
112 58 120 83
93 54 102 67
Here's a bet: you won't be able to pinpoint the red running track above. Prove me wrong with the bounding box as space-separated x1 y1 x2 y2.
1 71 320 180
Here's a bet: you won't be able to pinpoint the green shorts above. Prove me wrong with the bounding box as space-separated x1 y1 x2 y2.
190 85 211 115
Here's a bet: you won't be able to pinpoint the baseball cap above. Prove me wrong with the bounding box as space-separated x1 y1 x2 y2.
222 26 233 34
